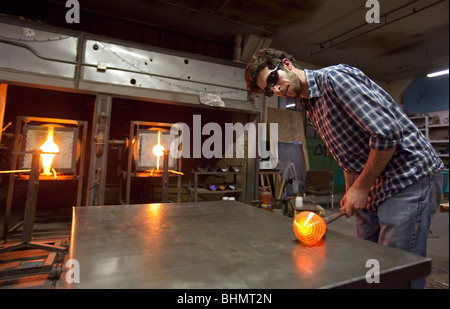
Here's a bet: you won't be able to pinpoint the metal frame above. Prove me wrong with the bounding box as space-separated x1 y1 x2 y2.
85 95 112 206
2 116 88 240
20 124 79 174
0 16 251 107
124 120 182 204
0 154 68 280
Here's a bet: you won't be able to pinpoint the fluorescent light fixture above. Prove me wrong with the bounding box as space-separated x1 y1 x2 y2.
286 103 296 108
427 69 449 78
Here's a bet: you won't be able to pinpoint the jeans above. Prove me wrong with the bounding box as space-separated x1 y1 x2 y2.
355 172 443 289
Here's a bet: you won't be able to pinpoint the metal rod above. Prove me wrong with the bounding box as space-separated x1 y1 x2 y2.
161 150 169 203
311 0 446 56
323 211 345 225
21 153 41 244
0 169 31 174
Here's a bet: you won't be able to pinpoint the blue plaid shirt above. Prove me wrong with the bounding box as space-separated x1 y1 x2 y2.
300 64 445 211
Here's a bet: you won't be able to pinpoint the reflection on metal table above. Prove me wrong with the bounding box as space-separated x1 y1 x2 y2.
59 201 431 289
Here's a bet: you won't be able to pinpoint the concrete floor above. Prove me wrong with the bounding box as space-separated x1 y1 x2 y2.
0 195 448 289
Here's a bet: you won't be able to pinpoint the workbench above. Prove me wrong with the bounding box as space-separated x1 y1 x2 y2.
59 201 431 289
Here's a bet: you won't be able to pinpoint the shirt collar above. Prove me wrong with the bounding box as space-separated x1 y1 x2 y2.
300 69 322 110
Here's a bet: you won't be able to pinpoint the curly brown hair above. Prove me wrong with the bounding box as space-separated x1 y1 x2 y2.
244 48 299 94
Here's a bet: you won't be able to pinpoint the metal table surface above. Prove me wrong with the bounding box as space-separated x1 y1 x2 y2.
60 201 431 289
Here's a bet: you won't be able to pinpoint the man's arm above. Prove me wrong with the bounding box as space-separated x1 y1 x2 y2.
344 171 358 191
340 147 396 217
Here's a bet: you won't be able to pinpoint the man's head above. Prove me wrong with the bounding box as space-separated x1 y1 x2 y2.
245 48 303 98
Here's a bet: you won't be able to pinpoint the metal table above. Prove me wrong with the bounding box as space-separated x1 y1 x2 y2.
60 201 431 289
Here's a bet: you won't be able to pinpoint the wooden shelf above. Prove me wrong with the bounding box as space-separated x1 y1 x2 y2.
188 170 242 202
409 115 449 169
188 188 243 194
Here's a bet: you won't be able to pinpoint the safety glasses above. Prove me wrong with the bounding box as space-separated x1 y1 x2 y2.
264 61 282 97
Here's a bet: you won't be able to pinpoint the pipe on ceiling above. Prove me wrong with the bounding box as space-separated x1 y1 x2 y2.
310 0 446 56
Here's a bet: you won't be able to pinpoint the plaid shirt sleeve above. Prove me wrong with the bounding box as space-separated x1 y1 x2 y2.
327 65 403 150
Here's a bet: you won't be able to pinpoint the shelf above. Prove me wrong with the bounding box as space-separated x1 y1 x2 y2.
188 188 242 194
189 171 240 175
429 124 449 129
409 115 449 170
430 139 449 144
189 170 242 202
409 115 427 120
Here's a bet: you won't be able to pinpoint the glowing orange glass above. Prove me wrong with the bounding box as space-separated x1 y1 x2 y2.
293 211 327 245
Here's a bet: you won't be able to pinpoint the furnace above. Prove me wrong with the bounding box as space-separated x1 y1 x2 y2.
20 124 79 176
3 116 87 239
123 120 183 204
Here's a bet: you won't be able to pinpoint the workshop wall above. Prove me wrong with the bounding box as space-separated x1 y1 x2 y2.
403 74 449 114
306 138 345 192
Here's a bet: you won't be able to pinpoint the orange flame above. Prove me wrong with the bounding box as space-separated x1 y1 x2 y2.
152 130 164 170
293 211 327 245
39 126 59 175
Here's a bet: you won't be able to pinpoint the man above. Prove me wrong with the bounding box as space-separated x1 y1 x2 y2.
245 48 444 288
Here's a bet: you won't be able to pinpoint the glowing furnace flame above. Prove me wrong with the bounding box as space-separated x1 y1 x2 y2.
293 211 327 245
152 130 164 170
39 126 59 175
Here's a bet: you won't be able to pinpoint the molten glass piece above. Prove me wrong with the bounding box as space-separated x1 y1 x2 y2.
40 126 59 175
293 211 327 245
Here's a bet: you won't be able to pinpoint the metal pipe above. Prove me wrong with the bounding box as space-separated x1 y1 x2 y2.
311 0 446 56
161 150 169 203
0 169 31 174
21 152 41 244
323 211 345 225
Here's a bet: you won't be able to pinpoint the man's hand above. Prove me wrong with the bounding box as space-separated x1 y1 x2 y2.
340 186 368 217
340 147 396 217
